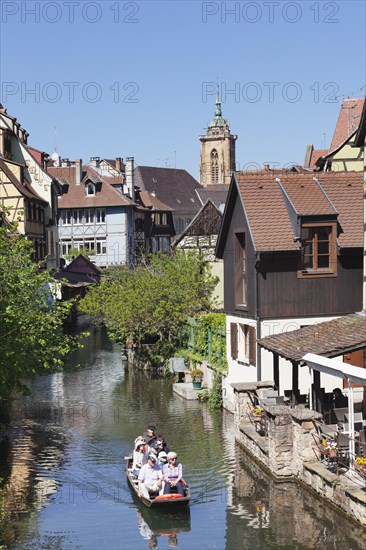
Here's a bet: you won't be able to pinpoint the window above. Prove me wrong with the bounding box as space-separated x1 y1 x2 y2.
96 239 106 254
238 324 250 363
61 240 72 256
230 323 238 360
299 223 336 277
84 239 95 252
95 208 106 223
211 149 219 183
3 131 12 160
73 209 83 225
61 210 72 225
85 209 94 224
237 324 256 366
234 232 247 305
87 184 95 196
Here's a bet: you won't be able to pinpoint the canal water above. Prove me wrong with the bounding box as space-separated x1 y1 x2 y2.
0 330 364 549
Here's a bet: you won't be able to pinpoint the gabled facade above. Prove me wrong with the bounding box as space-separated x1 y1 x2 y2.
134 189 175 257
49 159 135 268
216 171 364 411
0 105 61 269
304 98 365 172
172 199 224 306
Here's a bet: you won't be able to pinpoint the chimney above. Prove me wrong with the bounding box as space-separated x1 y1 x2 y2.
115 157 123 173
125 157 135 201
89 156 100 167
75 159 82 185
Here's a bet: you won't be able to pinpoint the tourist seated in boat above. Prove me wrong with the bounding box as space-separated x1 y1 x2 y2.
163 452 184 496
151 435 170 455
158 450 168 468
143 425 158 446
132 440 148 477
138 453 163 499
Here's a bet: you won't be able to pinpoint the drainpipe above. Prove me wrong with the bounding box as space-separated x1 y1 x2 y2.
255 251 262 381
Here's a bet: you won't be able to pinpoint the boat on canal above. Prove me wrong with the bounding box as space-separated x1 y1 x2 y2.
126 457 190 509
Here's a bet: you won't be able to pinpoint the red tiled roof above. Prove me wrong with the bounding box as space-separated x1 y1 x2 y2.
309 149 328 169
236 174 298 252
49 165 133 208
330 98 365 151
315 172 363 248
235 171 363 252
278 174 336 216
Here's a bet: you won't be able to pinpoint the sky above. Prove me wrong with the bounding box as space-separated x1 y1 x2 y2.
0 0 365 180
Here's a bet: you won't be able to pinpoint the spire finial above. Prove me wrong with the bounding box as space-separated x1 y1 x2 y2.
215 82 222 117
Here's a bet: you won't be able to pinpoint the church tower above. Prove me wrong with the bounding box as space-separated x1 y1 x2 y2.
199 94 237 185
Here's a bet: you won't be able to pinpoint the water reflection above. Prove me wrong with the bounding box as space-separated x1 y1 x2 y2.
225 442 366 549
137 508 191 549
1 329 365 550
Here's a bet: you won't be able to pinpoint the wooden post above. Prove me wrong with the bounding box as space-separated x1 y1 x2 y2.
274 353 279 392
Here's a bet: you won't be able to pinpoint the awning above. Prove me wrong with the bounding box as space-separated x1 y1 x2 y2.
257 314 366 362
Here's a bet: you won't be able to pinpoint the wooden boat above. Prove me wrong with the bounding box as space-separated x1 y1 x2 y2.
126 457 190 508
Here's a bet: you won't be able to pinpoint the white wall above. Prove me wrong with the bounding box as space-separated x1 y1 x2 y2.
223 314 343 409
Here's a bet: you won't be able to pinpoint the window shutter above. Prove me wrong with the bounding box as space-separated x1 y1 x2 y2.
234 235 242 303
249 326 256 366
230 323 238 360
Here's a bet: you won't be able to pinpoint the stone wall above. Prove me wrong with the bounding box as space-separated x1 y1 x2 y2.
231 382 366 526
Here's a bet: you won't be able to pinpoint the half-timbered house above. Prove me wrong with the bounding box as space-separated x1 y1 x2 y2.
0 105 61 269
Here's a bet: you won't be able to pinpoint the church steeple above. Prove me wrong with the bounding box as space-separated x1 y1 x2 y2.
208 92 228 130
215 93 222 116
199 95 237 185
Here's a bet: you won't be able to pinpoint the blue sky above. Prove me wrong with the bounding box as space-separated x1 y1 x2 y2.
1 0 365 179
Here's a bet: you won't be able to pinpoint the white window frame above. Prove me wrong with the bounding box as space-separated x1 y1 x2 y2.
85 209 94 225
73 209 83 225
95 208 106 224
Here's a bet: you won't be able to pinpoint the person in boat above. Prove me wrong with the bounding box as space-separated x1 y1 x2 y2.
138 453 163 499
158 451 168 468
143 425 158 447
151 435 169 455
132 440 148 477
163 452 184 496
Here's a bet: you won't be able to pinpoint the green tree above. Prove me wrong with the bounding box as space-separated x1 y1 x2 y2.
0 220 79 402
79 250 218 363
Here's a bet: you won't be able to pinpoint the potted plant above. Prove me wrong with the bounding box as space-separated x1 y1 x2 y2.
191 367 204 389
355 457 366 478
251 406 263 422
322 437 337 457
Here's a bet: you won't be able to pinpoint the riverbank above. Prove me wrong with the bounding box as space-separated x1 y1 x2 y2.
232 382 366 527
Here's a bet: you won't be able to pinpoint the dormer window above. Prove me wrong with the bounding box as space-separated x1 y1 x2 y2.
299 222 337 277
87 183 95 196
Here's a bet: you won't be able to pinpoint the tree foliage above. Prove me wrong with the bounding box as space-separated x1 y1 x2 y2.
0 220 79 401
79 250 219 359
